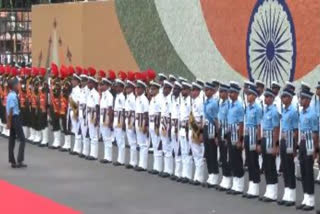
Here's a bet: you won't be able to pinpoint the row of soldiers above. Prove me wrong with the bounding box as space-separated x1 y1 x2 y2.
1 63 320 212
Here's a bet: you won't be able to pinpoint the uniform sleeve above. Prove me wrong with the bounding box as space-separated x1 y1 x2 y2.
312 112 319 132
95 93 100 106
143 97 149 113
292 110 299 130
108 94 114 108
237 103 244 123
256 106 263 125
272 109 280 128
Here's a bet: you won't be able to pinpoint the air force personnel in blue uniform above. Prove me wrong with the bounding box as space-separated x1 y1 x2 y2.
278 88 298 207
243 84 262 199
260 88 280 202
296 88 319 211
226 81 245 195
203 82 219 187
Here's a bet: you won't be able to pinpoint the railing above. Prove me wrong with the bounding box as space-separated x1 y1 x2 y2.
0 8 31 65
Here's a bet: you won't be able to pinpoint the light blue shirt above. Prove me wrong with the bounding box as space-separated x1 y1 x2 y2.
262 104 280 131
245 102 262 127
6 91 20 116
311 96 320 117
281 104 299 132
227 100 244 125
218 99 229 122
299 106 318 132
203 97 219 124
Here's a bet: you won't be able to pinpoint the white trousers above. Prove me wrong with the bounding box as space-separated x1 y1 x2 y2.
88 121 99 158
127 127 137 166
137 129 149 169
180 133 193 180
150 128 162 172
172 132 182 177
101 126 113 161
114 127 126 164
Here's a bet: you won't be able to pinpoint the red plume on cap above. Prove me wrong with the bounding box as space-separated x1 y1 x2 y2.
127 71 135 81
51 63 59 77
0 65 5 75
60 65 68 79
108 70 116 80
75 66 82 76
25 67 31 76
118 70 127 81
141 71 148 82
20 68 26 76
82 69 88 76
88 67 96 77
134 72 142 80
5 65 11 75
68 66 75 76
40 68 46 77
99 70 106 78
11 67 18 76
32 67 39 76
146 69 156 81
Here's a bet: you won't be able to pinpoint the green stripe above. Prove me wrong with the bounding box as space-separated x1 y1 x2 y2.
115 0 195 80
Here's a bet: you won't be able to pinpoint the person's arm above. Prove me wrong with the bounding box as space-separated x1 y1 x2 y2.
6 108 12 129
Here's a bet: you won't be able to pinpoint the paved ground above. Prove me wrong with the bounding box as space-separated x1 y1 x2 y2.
0 135 318 214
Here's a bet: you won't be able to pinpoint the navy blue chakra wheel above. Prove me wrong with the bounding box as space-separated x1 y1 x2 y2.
246 0 296 86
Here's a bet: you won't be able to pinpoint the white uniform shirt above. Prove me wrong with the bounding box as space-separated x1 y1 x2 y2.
135 94 149 114
171 96 180 120
79 85 90 119
125 92 136 112
274 95 282 114
86 88 100 124
192 95 204 122
161 94 172 118
113 92 125 127
70 85 81 104
180 95 191 122
149 93 162 131
100 89 114 125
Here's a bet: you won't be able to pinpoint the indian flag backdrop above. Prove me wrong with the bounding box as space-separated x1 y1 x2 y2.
32 0 320 86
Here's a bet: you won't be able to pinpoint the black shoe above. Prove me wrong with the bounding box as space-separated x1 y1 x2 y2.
69 151 78 155
246 194 258 199
79 154 85 158
134 166 146 172
176 177 183 183
181 178 189 183
49 146 59 150
59 148 69 152
315 180 320 185
203 183 216 188
191 180 201 186
113 162 123 166
216 186 227 192
38 143 48 147
260 197 276 203
316 210 320 214
232 190 242 195
302 206 314 211
242 193 248 198
148 169 159 175
11 163 17 168
170 175 177 181
284 201 295 207
296 204 305 210
17 163 27 168
86 156 97 161
160 172 170 178
125 164 134 169
100 159 111 164
277 200 286 206
227 189 235 195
